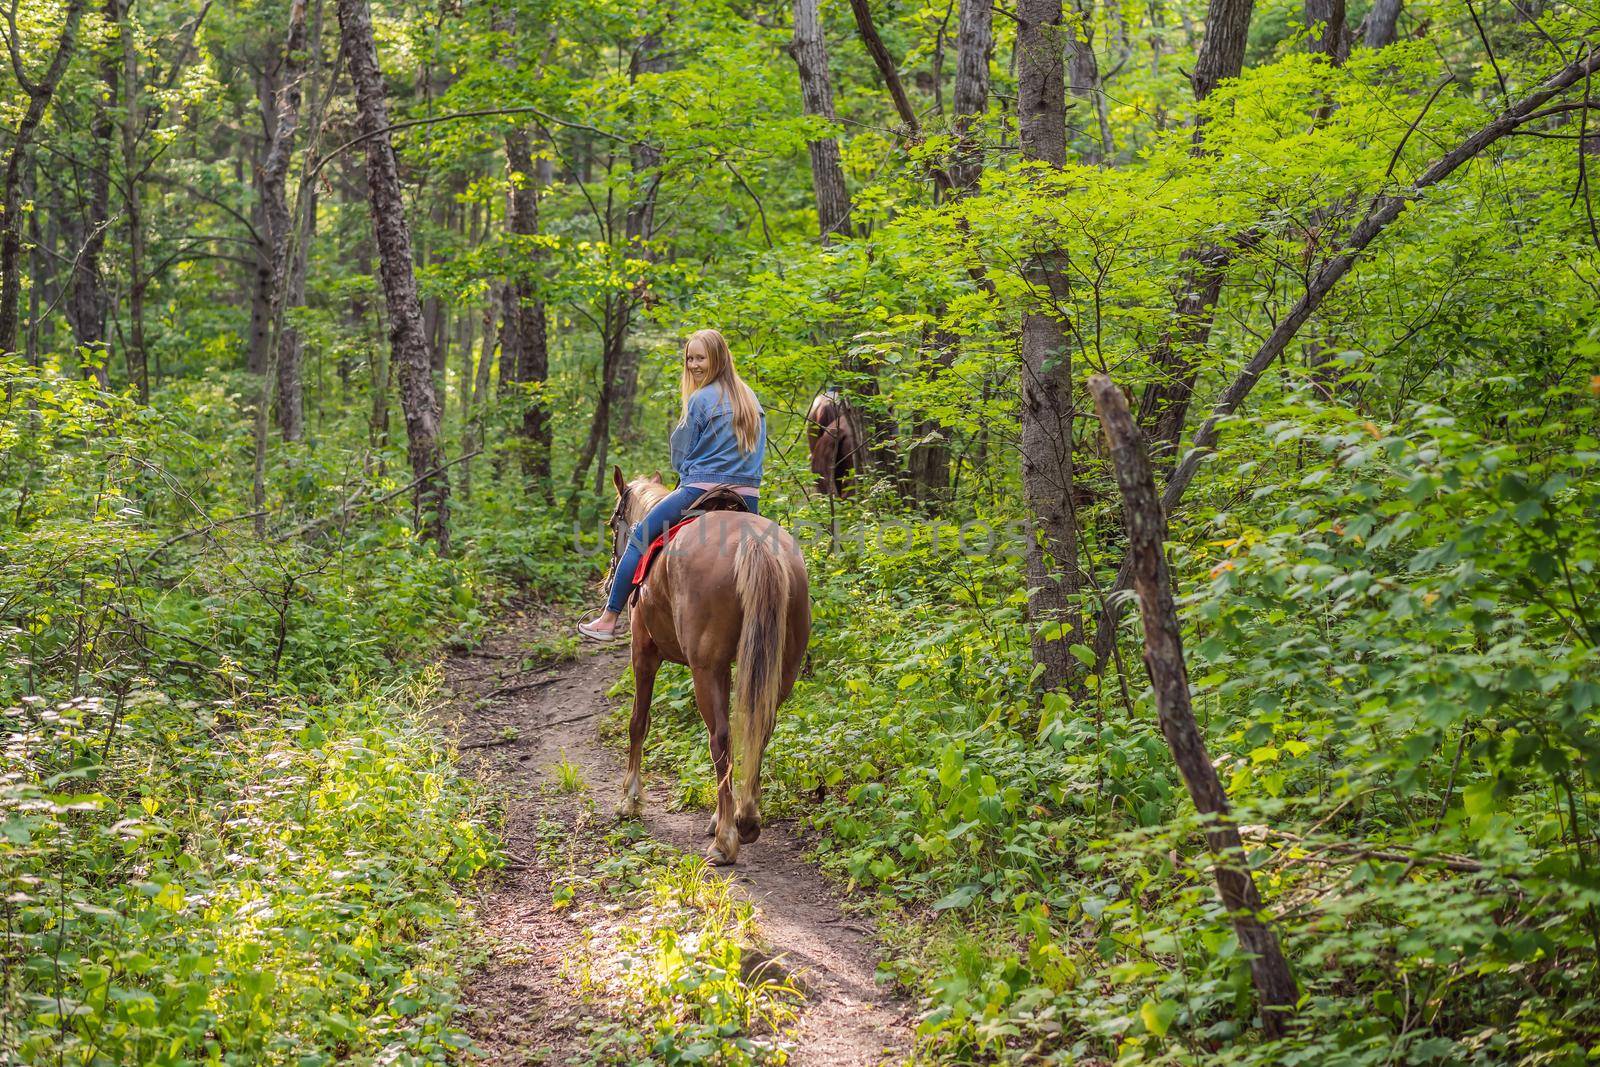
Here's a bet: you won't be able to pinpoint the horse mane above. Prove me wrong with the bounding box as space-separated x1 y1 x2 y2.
627 477 672 523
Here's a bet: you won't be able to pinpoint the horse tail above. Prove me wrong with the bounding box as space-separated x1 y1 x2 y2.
733 521 789 844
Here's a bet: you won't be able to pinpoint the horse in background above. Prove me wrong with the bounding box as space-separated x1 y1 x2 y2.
805 389 863 498
605 469 812 865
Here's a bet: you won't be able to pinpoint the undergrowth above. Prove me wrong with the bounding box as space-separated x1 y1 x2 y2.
626 387 1600 1065
532 808 800 1065
0 365 589 1064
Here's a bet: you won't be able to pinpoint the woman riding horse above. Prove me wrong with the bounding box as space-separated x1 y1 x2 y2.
581 329 810 866
579 328 764 641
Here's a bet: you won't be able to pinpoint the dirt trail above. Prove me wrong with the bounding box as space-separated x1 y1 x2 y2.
440 613 912 1065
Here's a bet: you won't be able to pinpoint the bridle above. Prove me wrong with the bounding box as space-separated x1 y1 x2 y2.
603 487 630 601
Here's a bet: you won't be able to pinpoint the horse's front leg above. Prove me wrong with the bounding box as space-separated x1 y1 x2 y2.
691 663 739 865
617 622 661 821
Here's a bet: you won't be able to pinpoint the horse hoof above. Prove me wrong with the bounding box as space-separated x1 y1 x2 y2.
737 818 761 845
705 842 737 866
614 797 642 821
705 815 719 838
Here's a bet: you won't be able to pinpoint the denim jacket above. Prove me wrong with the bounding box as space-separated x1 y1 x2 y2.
669 383 765 487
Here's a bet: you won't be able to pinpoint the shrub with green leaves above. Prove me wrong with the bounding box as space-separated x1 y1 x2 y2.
1 685 494 1064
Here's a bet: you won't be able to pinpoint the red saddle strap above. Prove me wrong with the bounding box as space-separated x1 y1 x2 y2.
630 515 702 588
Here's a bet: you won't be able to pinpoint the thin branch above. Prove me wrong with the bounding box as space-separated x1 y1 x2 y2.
307 105 629 183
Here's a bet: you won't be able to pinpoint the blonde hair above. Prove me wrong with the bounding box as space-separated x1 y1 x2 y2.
680 328 762 453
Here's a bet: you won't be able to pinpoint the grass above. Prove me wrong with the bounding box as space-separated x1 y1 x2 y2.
529 800 801 1065
553 754 587 794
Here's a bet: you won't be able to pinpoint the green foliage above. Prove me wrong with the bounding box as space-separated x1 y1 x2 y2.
0 360 588 1064
1 684 492 1065
9 0 1600 1060
541 820 800 1065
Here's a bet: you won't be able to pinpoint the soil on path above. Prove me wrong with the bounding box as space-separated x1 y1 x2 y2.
439 609 912 1066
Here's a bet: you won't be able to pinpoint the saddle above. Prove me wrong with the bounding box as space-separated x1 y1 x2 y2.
629 486 753 603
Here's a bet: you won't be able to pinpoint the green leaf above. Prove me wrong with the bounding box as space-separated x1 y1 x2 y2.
1141 998 1179 1038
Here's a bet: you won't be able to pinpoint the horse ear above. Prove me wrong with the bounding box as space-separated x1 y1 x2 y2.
612 465 626 496
651 470 663 484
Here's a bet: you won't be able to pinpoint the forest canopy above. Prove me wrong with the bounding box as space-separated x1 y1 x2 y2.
3 0 1600 1062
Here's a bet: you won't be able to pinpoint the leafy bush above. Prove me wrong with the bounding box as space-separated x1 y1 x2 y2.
0 362 585 1065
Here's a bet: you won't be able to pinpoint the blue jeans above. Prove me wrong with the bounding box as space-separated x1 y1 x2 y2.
606 487 761 613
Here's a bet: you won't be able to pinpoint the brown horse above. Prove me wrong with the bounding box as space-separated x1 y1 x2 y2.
605 468 811 865
805 390 862 498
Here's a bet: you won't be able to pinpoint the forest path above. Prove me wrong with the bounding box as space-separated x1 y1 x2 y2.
439 609 912 1065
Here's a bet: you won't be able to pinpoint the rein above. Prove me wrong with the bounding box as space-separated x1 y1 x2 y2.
605 478 672 603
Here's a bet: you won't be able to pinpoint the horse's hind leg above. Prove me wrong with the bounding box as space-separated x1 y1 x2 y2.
691 663 739 865
616 625 661 821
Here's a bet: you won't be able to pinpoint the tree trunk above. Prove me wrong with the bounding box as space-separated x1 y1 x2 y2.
337 0 451 549
66 7 115 387
283 0 325 439
256 0 310 439
568 305 620 517
847 0 919 131
1305 0 1351 63
1017 0 1082 693
279 179 315 438
1362 0 1402 47
1189 0 1254 102
791 0 854 242
22 154 40 365
113 0 151 401
1067 0 1114 161
503 127 552 500
1088 374 1298 1039
248 188 272 375
908 0 995 501
0 0 88 358
460 295 497 501
949 0 993 193
1131 0 1257 463
612 31 667 443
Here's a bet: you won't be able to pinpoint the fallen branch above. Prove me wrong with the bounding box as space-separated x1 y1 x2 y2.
459 734 519 751
484 674 562 700
1090 373 1298 1039
542 709 600 728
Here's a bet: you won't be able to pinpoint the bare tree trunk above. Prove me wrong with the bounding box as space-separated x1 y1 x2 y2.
1067 0 1114 161
0 0 88 358
337 0 450 549
790 0 854 242
949 0 993 193
1305 0 1351 62
1017 0 1082 693
503 127 552 500
66 15 113 387
907 0 995 502
1362 0 1402 47
1088 374 1297 1039
113 0 152 401
612 31 667 443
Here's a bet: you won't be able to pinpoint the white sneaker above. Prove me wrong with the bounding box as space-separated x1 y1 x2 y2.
577 620 618 642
